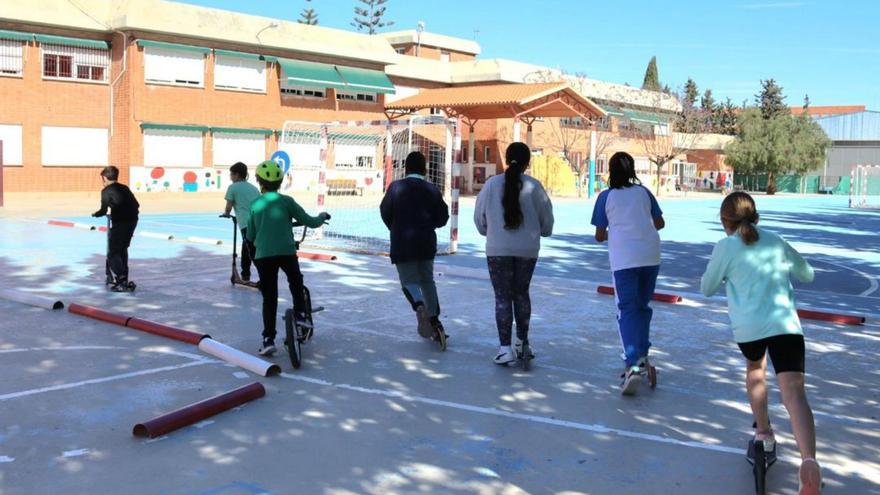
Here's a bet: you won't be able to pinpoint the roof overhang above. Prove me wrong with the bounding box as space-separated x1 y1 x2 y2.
384 82 607 123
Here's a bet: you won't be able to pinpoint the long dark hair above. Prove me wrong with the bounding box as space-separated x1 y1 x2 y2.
608 152 640 189
721 191 760 245
503 142 530 229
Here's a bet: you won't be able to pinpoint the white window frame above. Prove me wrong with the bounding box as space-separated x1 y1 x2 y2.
395 47 407 55
143 46 205 88
0 124 24 165
280 81 326 99
336 90 377 103
42 126 109 166
440 51 450 63
143 129 204 167
214 55 266 93
484 145 491 163
41 44 109 84
429 107 443 116
0 39 25 78
212 132 266 167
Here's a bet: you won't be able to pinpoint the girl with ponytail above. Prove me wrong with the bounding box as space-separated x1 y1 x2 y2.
701 192 822 494
474 142 554 365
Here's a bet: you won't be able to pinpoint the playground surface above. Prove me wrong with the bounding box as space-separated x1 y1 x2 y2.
0 193 879 494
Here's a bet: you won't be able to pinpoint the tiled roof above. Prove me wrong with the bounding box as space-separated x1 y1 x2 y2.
790 105 866 117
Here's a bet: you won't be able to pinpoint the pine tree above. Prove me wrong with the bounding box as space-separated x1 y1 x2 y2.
351 0 394 34
755 79 787 120
803 94 811 111
716 98 738 135
700 89 716 112
298 0 318 25
683 78 698 107
641 56 661 92
701 89 717 132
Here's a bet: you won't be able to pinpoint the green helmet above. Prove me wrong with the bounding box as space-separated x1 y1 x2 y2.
256 160 284 182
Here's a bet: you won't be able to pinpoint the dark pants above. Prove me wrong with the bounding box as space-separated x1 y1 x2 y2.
395 259 440 317
612 265 660 367
106 219 137 283
254 255 306 341
487 256 538 346
240 227 255 279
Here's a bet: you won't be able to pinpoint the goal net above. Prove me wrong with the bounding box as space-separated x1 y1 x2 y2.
279 117 457 256
850 165 880 209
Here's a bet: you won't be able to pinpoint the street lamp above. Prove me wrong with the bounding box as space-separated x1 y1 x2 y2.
416 21 425 57
256 21 279 45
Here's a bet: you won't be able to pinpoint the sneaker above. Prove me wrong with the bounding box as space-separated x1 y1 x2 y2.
110 280 135 292
799 458 822 495
258 339 276 356
493 346 516 365
415 303 432 338
620 366 642 395
514 338 533 359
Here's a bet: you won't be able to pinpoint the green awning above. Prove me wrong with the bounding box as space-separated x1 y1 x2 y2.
335 66 395 94
599 104 625 117
278 58 346 90
0 30 33 42
214 49 262 61
262 55 278 63
623 109 666 125
136 40 211 54
212 127 273 136
141 123 209 132
34 34 108 50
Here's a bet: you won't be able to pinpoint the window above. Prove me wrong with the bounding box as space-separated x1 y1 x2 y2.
280 82 325 98
634 157 652 174
395 47 407 55
596 116 612 131
0 124 23 165
597 155 607 174
0 39 24 77
336 91 376 103
429 107 443 116
560 116 584 128
143 129 203 167
484 145 491 163
440 51 450 63
213 133 265 166
619 119 654 139
42 127 108 166
144 46 205 87
334 144 376 168
214 55 266 93
42 44 109 82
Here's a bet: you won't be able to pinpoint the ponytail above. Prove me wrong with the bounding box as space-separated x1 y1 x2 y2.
721 192 760 245
503 142 530 229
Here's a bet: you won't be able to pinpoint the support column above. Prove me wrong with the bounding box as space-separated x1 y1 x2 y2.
384 122 394 191
512 120 521 143
468 123 476 194
526 123 533 148
588 129 597 198
449 118 461 253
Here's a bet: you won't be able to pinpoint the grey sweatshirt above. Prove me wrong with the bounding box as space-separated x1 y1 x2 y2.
473 173 554 258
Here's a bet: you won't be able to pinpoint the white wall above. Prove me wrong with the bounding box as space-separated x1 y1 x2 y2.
0 124 23 165
143 129 203 167
214 56 266 92
213 133 265 166
42 126 108 166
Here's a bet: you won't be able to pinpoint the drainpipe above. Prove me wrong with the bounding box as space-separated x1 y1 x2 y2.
109 30 128 137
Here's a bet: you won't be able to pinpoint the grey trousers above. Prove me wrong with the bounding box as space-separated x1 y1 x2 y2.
395 259 440 317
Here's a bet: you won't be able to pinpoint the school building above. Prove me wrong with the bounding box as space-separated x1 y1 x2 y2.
0 0 724 194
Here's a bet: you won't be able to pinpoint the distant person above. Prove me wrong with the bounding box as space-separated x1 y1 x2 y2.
380 151 450 346
223 162 261 282
247 161 329 356
591 151 665 395
474 142 554 365
701 192 821 495
92 166 139 292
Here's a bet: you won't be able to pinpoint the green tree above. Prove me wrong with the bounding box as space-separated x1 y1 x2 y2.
299 0 319 25
725 109 830 194
641 56 661 92
701 89 717 132
756 78 786 120
716 98 738 135
351 0 394 34
683 78 698 107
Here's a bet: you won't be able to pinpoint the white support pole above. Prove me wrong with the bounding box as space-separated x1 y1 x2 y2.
384 122 394 190
588 129 597 198
407 118 414 153
526 123 533 148
468 124 476 194
513 120 522 143
447 119 460 253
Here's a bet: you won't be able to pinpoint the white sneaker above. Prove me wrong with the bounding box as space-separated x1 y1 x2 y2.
258 339 276 356
493 346 516 365
620 366 642 395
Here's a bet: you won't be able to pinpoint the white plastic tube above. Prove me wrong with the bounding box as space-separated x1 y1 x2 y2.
0 289 64 310
187 236 223 245
72 222 96 231
140 231 174 240
198 338 280 376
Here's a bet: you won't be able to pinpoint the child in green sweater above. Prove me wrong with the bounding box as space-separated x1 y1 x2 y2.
246 160 329 356
701 192 821 495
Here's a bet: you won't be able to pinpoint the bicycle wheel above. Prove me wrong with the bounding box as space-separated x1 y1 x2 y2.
284 309 302 369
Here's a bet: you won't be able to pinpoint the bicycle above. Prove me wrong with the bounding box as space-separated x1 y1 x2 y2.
283 218 329 370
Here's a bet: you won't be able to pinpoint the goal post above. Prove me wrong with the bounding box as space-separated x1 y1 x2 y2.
279 116 458 256
849 165 880 209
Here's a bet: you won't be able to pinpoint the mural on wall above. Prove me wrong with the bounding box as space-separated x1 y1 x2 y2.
131 167 222 193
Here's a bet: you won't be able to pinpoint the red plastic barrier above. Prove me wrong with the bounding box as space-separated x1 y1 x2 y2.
126 317 209 345
68 303 131 326
596 285 683 303
797 309 865 326
96 226 108 232
133 382 265 438
298 251 337 261
48 220 75 228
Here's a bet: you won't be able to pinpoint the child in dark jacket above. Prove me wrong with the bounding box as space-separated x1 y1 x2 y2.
380 152 450 346
92 166 139 292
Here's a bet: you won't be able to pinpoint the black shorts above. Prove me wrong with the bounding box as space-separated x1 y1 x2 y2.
737 334 805 374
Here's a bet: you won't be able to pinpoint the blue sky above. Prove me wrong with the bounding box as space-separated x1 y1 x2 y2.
179 0 879 109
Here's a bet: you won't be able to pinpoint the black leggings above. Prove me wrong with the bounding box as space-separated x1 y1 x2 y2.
487 256 538 346
254 255 306 341
106 220 137 282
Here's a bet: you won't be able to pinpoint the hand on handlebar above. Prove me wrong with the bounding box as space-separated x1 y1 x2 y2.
319 212 331 224
219 213 232 218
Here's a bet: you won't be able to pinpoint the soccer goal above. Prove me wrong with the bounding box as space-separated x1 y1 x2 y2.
279 116 459 256
849 165 880 209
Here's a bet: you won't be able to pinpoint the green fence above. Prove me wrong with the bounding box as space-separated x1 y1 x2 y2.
734 174 845 194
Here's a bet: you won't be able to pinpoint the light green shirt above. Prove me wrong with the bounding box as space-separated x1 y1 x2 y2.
701 227 814 343
224 181 261 229
245 192 325 259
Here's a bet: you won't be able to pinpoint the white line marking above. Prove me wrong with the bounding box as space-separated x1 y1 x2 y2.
192 420 216 429
0 456 14 463
817 258 880 297
61 449 89 458
233 372 250 379
0 346 122 354
0 360 214 402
